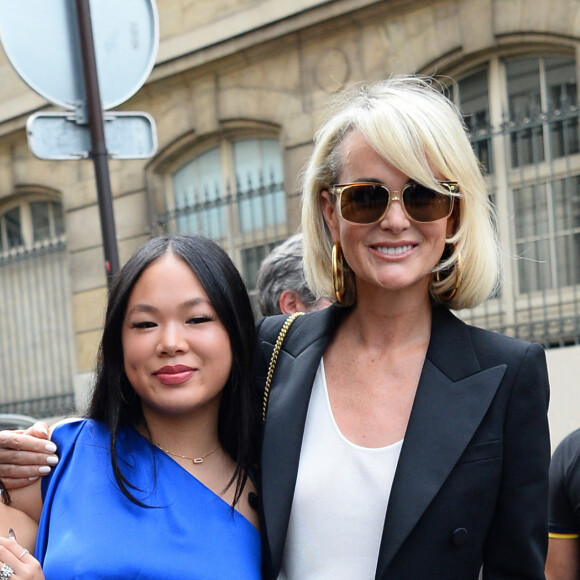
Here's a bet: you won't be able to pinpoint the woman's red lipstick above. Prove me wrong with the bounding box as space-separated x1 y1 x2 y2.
153 365 195 385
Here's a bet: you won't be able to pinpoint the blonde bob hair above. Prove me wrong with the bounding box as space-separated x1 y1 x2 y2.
301 75 501 310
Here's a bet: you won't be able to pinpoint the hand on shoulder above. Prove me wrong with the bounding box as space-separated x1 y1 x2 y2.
0 422 57 489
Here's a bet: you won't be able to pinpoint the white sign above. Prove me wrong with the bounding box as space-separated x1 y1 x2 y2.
0 0 158 110
27 112 158 160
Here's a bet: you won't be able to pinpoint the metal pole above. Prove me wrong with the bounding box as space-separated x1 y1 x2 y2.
75 0 120 288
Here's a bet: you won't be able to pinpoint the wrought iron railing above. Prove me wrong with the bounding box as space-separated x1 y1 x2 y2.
462 104 580 347
0 239 76 418
157 177 294 316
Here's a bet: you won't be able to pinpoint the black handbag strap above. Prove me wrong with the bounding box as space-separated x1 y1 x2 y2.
261 312 304 422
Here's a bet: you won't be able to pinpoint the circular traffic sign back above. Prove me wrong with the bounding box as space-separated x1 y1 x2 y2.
0 0 158 110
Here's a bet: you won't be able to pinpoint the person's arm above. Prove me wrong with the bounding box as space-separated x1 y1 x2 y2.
0 423 58 489
0 502 38 553
6 477 43 526
546 536 579 580
546 429 580 580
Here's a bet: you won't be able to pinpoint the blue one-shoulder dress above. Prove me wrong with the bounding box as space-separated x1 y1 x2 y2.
36 419 261 579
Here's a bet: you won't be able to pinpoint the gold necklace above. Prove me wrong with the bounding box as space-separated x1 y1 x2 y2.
153 441 221 464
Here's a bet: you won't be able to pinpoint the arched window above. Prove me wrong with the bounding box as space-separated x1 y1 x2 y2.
160 135 290 299
0 198 64 253
448 52 580 344
454 56 578 173
0 194 75 417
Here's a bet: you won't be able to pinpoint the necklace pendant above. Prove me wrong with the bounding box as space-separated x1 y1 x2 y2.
193 457 203 464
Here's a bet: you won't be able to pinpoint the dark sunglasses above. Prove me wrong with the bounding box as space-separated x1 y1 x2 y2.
331 181 459 224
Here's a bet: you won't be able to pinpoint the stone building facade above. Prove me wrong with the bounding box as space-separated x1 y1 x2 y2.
1 0 580 445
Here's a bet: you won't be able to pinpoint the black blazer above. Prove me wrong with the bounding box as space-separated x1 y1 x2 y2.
255 305 550 579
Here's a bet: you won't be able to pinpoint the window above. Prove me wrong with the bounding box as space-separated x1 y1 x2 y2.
0 207 24 251
449 53 580 344
514 176 580 292
233 139 285 233
455 56 578 172
455 68 493 172
506 57 578 167
0 199 64 254
162 136 290 293
31 200 65 243
173 147 225 239
0 196 74 417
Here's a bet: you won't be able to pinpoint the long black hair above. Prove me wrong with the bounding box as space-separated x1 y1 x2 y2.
87 235 259 506
0 479 10 505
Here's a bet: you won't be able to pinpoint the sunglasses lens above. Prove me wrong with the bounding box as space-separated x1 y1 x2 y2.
403 184 453 222
338 182 455 224
340 184 388 224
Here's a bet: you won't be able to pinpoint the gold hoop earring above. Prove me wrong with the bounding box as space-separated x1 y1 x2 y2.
435 251 462 301
332 242 346 303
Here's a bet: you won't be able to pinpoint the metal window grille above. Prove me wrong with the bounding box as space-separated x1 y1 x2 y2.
0 239 76 418
157 174 293 317
462 99 580 347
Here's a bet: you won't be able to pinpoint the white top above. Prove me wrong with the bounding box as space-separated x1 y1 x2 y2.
278 360 403 580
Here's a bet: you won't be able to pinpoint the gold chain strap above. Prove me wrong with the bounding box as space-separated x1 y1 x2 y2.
262 312 305 422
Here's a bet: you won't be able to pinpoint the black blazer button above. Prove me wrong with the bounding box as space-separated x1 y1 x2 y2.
452 528 468 546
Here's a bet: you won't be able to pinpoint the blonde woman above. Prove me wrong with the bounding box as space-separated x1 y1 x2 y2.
256 76 550 579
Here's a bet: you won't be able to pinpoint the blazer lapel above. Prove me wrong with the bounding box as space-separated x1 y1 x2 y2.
375 308 507 578
260 307 344 574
